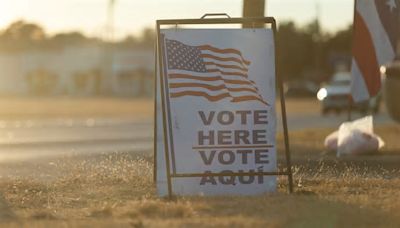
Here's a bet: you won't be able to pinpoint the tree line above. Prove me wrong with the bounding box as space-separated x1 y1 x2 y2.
0 20 352 82
277 20 352 82
0 20 155 52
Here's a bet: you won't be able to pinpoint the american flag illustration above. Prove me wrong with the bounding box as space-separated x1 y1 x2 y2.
164 38 268 106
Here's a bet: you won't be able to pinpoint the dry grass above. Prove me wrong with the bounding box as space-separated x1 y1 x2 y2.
280 97 322 115
0 148 397 227
277 124 400 155
0 97 398 227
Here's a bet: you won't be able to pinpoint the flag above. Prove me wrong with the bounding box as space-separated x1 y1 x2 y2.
164 38 269 106
351 0 400 102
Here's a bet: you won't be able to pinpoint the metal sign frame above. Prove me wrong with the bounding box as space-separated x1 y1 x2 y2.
154 15 294 198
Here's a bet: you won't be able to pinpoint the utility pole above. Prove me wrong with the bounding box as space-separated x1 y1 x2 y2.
107 0 116 42
102 0 117 95
242 0 265 28
314 0 321 79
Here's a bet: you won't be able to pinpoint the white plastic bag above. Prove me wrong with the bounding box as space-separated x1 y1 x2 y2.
336 116 384 157
324 130 338 152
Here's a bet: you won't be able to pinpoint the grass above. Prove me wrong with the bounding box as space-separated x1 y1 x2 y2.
279 124 400 155
0 97 398 227
0 151 398 227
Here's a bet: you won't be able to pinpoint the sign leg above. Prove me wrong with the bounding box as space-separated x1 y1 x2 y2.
278 75 294 193
157 28 174 199
153 46 158 183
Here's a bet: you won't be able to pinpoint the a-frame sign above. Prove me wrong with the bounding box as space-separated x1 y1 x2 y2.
154 15 293 197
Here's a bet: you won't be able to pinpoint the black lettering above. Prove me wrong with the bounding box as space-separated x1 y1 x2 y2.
218 150 235 165
198 131 214 145
238 169 255 184
218 130 232 145
255 149 269 164
235 110 251 124
235 130 250 144
237 150 252 164
253 130 267 144
257 166 264 184
198 150 216 165
218 170 236 185
200 171 217 185
254 110 268 124
198 111 215 125
217 111 234 125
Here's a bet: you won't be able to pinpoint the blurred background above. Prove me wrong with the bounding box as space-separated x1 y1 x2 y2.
0 0 353 98
0 0 388 162
0 1 399 226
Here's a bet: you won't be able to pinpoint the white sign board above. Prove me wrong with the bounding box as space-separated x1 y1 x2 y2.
156 28 277 196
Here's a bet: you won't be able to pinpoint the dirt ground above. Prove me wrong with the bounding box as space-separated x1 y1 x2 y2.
0 97 398 227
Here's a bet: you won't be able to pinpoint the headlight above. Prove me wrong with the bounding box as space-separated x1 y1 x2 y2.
380 66 386 75
317 88 327 101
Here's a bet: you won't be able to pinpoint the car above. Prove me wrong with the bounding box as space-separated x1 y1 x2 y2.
317 72 381 115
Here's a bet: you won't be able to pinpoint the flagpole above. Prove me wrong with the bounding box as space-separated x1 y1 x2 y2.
348 0 357 121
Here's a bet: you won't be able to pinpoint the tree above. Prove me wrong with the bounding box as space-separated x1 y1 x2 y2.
139 28 155 48
2 20 46 41
275 20 352 82
324 25 352 55
49 32 99 48
276 22 315 81
322 25 353 79
0 20 47 51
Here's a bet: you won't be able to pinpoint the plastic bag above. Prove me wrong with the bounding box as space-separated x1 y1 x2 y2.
336 116 385 157
324 130 338 152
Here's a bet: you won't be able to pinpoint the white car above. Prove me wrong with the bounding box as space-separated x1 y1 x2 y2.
317 72 380 115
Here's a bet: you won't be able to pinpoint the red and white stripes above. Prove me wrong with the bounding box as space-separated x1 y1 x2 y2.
351 0 397 102
168 43 268 105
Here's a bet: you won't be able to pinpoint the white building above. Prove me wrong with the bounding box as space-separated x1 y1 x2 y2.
0 46 154 96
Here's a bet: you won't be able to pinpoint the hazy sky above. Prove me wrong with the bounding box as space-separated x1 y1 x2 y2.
0 0 354 39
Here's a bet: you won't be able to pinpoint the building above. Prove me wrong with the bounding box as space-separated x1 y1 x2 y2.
0 45 154 96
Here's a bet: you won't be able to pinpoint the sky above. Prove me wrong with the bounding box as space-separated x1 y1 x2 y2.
0 0 354 39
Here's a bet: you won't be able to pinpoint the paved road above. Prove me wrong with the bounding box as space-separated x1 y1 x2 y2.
0 118 153 162
0 110 394 162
